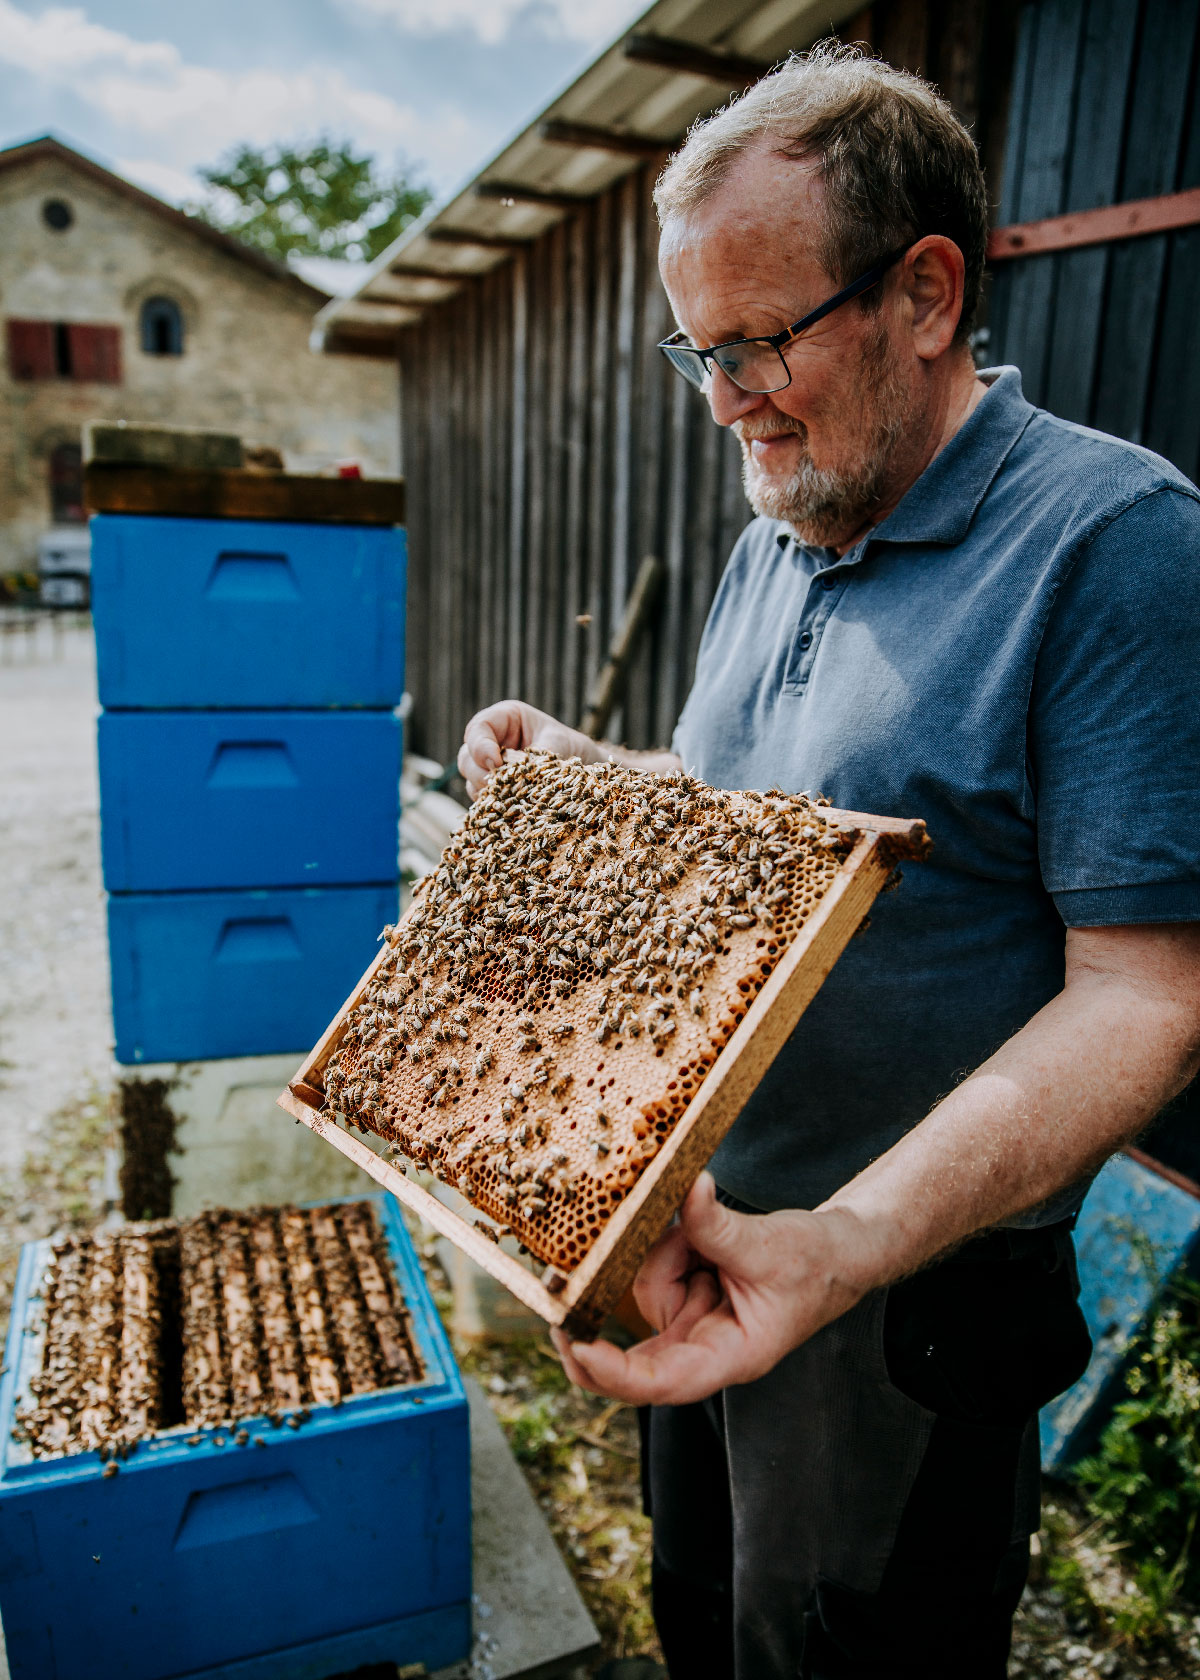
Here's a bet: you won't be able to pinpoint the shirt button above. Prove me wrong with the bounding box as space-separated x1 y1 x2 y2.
820 574 837 590
798 631 813 650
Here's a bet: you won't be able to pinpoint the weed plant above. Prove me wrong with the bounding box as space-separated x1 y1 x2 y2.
1073 1272 1200 1647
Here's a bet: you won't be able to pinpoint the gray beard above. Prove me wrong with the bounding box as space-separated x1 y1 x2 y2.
736 334 910 546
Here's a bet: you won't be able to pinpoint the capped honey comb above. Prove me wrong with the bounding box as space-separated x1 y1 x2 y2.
285 753 929 1329
15 1201 422 1461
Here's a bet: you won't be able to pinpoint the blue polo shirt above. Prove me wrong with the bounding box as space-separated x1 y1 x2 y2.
672 367 1200 1222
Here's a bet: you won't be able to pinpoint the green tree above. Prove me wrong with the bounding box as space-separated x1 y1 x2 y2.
192 138 432 264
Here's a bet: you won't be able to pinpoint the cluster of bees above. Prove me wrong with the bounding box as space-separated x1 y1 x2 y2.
15 1202 421 1462
321 753 848 1275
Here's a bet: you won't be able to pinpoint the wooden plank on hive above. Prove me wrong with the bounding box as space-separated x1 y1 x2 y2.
279 754 928 1337
83 463 405 526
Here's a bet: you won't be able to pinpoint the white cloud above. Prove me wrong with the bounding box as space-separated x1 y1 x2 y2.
0 1 487 187
340 0 646 47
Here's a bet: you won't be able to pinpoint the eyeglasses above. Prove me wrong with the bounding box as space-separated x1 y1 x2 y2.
657 246 910 394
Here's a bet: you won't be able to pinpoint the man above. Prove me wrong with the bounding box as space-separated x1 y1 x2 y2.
457 44 1200 1679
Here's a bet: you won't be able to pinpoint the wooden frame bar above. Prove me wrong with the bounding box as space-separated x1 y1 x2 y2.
987 186 1200 261
476 182 591 211
538 120 669 159
622 32 773 87
279 806 927 1337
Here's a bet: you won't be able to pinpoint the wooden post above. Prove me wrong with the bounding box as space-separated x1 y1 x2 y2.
579 554 664 740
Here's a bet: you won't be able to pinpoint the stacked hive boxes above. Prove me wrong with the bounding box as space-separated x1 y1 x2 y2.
92 508 405 1063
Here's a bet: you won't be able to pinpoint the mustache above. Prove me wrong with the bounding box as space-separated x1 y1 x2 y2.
734 415 807 446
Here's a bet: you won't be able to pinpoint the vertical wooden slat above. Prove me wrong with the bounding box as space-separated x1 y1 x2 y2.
563 211 592 725
1042 0 1139 424
993 0 1088 404
658 374 695 752
1091 0 1199 444
633 160 674 746
1144 49 1200 477
586 191 616 713
523 240 549 708
507 254 530 699
876 0 929 73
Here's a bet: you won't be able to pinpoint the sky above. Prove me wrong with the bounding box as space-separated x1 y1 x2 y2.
0 0 650 212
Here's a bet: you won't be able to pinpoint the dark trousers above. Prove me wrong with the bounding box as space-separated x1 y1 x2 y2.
641 1212 1092 1679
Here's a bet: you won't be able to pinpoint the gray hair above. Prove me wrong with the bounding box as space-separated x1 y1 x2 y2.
654 41 988 341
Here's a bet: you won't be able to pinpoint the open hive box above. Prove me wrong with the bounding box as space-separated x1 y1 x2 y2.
13 1200 423 1462
280 752 930 1337
0 1195 471 1680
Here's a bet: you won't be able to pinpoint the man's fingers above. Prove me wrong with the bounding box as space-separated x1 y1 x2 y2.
563 1300 749 1406
633 1224 695 1331
679 1172 754 1272
456 741 490 799
549 1273 735 1406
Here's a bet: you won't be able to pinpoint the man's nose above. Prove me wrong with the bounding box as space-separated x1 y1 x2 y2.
707 366 768 428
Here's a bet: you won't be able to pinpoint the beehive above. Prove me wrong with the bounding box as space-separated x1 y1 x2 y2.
281 752 929 1334
15 1201 422 1462
0 1196 470 1680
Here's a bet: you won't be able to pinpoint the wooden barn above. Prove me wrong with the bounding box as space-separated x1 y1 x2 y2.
314 0 1200 765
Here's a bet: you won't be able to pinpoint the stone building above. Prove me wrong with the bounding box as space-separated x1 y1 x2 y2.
0 135 399 573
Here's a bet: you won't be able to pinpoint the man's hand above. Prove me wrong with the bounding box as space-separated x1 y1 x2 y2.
457 701 603 798
457 699 684 798
550 1174 879 1405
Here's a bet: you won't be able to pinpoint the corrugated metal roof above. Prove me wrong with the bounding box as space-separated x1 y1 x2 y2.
313 0 863 354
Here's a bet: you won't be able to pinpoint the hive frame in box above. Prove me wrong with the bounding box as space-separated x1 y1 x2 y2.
0 1194 471 1680
278 806 929 1337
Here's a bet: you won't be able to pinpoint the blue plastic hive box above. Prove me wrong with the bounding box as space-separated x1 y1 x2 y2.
108 884 398 1063
98 711 402 892
0 1195 470 1680
92 515 406 710
1041 1151 1200 1473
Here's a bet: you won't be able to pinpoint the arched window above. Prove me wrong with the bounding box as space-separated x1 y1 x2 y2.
140 295 184 356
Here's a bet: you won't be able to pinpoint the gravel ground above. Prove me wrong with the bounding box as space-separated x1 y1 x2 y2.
0 619 111 1180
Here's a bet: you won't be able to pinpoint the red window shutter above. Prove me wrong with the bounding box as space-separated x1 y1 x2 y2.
6 318 55 380
68 324 122 384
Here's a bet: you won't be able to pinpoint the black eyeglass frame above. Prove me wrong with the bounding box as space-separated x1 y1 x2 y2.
657 244 912 393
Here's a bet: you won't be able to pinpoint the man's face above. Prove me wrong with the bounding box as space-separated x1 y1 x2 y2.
658 145 915 547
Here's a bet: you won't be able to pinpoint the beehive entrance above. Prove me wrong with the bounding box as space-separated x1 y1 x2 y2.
317 754 853 1277
16 1201 423 1462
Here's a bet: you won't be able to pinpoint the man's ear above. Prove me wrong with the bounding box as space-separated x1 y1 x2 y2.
900 235 965 361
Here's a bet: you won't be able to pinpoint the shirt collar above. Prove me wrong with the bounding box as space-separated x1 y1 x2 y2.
774 365 1035 559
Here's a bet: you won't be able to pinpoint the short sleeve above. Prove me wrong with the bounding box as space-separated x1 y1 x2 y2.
1031 487 1200 926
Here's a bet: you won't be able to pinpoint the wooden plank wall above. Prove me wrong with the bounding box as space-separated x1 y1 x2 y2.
399 0 1017 765
989 0 1200 475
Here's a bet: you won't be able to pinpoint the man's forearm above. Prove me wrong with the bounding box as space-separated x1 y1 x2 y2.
820 926 1200 1294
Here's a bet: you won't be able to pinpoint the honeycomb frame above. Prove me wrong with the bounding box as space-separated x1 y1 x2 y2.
278 752 929 1337
14 1202 423 1462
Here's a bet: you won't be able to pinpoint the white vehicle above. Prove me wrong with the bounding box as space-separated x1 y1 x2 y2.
38 527 91 608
